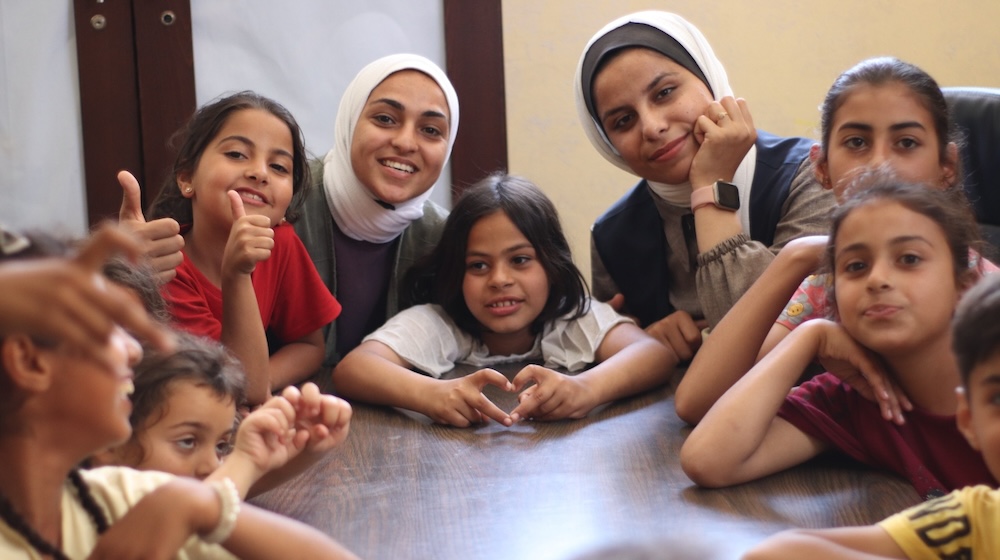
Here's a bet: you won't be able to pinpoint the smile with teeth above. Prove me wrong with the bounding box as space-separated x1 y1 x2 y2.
239 191 265 203
489 300 521 308
120 378 135 397
381 159 416 174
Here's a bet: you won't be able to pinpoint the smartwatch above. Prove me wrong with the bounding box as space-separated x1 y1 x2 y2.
691 180 740 212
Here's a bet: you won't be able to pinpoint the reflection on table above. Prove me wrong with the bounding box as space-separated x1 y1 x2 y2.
252 363 920 560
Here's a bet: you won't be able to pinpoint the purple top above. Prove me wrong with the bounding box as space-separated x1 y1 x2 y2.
332 221 395 357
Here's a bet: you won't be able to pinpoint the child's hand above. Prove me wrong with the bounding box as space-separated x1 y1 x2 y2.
424 369 513 427
231 395 304 477
222 191 274 277
280 382 352 455
117 170 184 284
509 365 598 422
644 310 708 362
806 319 913 425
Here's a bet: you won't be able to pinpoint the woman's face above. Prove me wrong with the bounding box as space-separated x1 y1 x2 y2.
818 82 956 200
592 47 713 184
350 70 451 205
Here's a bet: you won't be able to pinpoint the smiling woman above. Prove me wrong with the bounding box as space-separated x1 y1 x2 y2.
576 11 836 363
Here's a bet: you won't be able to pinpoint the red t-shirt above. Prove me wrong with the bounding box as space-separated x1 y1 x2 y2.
778 373 996 499
164 224 341 347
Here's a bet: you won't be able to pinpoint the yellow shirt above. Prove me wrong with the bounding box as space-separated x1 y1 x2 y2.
879 484 1000 559
0 466 235 560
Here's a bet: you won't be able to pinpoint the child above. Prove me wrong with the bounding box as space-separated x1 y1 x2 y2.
681 174 997 499
334 173 675 427
676 57 997 424
0 228 357 559
743 273 1000 559
91 331 352 499
149 91 342 404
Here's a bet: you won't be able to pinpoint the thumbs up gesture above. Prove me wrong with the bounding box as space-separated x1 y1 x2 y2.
117 170 184 283
221 191 275 277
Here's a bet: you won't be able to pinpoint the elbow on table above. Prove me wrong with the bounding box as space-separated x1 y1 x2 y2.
673 386 709 426
679 437 739 488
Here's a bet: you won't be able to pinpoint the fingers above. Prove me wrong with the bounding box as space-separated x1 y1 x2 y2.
77 224 144 271
117 170 146 223
228 190 247 221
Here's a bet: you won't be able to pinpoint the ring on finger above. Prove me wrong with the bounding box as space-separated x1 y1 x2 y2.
715 111 729 123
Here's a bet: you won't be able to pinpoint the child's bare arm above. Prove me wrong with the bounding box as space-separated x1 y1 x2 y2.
676 235 827 424
509 322 675 422
743 526 907 560
335 341 513 427
268 329 327 391
220 192 273 405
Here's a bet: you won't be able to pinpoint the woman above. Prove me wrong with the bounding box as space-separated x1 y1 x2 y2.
576 11 834 360
294 54 460 370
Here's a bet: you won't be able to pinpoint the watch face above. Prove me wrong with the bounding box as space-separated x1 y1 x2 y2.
717 181 741 210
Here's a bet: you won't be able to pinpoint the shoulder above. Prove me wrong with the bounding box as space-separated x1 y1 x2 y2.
80 466 175 518
879 485 999 556
754 131 814 163
593 180 654 227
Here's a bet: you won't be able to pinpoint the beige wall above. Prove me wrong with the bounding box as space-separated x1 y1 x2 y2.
502 0 1000 283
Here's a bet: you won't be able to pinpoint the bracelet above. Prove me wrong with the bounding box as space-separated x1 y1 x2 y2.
203 477 241 544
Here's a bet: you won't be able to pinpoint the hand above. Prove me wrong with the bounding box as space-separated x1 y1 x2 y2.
645 310 708 361
279 382 352 455
231 395 303 477
423 369 513 427
0 224 174 363
509 365 598 422
117 170 184 283
222 191 274 277
689 97 757 188
807 319 912 424
87 478 217 560
779 235 829 272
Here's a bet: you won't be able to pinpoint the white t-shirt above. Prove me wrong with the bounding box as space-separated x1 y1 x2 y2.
0 466 235 560
362 299 632 376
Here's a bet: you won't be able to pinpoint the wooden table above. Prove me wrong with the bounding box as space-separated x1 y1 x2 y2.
252 364 920 560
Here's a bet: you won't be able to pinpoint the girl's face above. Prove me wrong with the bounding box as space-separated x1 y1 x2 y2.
833 200 958 358
56 327 142 449
179 108 295 231
818 82 957 200
131 380 237 480
462 211 550 355
592 47 713 184
351 70 451 205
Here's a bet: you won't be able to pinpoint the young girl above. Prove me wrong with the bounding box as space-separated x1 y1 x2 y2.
576 11 835 360
91 331 352 499
0 229 356 559
676 57 999 424
334 173 675 427
680 174 997 500
149 91 342 404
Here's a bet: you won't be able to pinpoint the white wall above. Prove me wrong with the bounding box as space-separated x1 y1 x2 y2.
0 0 449 236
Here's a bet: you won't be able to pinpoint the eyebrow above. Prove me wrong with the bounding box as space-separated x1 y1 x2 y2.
835 121 927 134
369 98 448 120
466 242 535 258
836 235 933 257
218 135 293 161
599 71 678 122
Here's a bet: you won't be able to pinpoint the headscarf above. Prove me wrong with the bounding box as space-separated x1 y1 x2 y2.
574 11 755 230
323 54 460 243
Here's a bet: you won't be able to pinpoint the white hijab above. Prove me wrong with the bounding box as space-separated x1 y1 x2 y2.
574 11 754 230
323 54 460 243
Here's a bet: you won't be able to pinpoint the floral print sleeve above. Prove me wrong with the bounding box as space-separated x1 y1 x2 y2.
775 273 833 330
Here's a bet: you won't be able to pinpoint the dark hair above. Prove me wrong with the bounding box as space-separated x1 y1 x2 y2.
407 173 589 337
148 91 311 225
121 331 245 463
103 258 170 323
953 274 1000 386
826 168 981 316
819 57 957 171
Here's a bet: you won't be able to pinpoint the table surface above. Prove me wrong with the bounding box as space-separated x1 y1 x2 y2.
251 364 921 560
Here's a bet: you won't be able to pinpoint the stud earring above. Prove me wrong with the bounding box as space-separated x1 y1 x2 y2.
184 187 193 194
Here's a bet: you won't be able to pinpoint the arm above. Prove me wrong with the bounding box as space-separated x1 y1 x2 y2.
220 193 273 404
268 329 326 391
116 170 184 284
680 321 831 488
695 155 836 327
675 236 826 424
334 340 514 427
510 323 676 422
744 527 906 560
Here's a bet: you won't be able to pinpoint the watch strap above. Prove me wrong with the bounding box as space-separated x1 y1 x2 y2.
690 184 716 212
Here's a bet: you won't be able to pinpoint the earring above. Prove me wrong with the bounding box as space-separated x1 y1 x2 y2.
183 187 193 194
